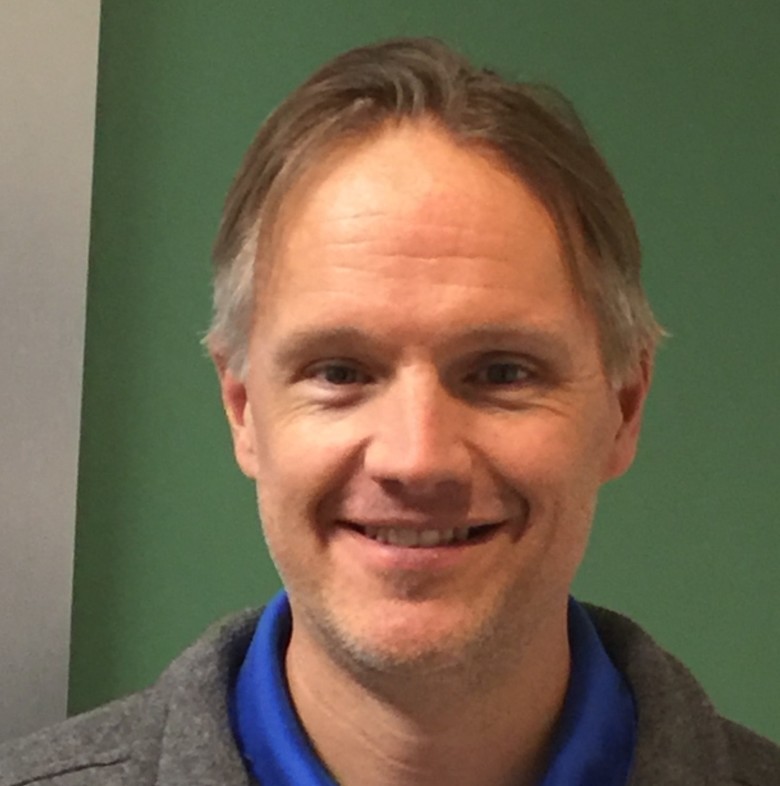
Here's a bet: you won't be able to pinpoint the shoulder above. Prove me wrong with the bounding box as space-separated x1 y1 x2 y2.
0 691 155 785
0 609 261 786
723 720 780 786
585 604 780 786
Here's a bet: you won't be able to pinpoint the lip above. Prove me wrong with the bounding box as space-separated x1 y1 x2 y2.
333 518 510 572
343 519 502 544
340 518 499 529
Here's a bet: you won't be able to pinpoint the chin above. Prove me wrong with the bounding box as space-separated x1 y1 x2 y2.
304 594 516 681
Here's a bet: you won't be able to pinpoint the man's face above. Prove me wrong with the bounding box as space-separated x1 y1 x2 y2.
219 122 648 675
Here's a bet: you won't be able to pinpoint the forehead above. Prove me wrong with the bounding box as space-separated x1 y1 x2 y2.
267 121 566 288
250 121 601 372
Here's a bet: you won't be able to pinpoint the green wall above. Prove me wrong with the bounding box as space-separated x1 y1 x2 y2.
71 0 780 742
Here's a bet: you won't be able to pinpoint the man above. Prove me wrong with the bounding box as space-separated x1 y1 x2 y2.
1 37 778 786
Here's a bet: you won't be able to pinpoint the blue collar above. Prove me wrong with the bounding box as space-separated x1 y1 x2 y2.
231 591 636 786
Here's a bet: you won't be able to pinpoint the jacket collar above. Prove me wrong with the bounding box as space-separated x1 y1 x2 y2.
154 610 258 786
587 605 732 786
149 605 734 786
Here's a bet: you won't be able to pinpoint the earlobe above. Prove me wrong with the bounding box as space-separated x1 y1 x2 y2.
213 357 259 479
603 351 654 481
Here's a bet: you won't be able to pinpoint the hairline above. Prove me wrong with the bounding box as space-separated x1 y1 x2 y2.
227 117 643 383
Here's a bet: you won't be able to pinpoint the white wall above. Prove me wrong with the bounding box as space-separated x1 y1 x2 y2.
0 1 100 741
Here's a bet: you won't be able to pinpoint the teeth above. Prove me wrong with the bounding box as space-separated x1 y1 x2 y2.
454 527 469 542
362 526 474 547
419 529 444 546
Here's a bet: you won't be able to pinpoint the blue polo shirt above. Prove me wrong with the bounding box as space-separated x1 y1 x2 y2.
231 591 636 785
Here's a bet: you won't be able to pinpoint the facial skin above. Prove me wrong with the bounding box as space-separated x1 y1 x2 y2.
218 121 649 693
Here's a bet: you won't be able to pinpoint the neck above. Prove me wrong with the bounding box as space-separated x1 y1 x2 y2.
285 609 570 786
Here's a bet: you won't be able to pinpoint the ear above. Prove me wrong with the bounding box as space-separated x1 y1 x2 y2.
603 350 653 481
213 355 259 479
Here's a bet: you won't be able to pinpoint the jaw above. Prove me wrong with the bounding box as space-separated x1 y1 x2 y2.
284 556 573 746
283 520 570 691
284 580 571 786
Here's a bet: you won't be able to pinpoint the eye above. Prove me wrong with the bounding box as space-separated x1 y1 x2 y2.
311 362 371 386
467 360 531 387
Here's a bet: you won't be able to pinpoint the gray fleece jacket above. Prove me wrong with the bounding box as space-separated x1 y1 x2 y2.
1 605 778 785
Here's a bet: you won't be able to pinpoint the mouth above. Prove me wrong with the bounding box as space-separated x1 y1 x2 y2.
344 521 503 548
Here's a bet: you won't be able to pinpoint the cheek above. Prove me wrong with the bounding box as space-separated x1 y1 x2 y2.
504 416 608 572
492 408 614 504
251 414 363 527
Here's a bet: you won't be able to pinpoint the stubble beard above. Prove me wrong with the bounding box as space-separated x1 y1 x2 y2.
291 574 547 709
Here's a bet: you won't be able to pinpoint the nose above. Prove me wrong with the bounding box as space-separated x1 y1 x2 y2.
362 368 473 498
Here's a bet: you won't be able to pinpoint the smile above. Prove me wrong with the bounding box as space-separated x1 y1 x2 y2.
349 522 502 548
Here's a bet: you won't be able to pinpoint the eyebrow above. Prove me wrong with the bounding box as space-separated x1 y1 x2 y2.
446 323 572 353
272 326 388 368
271 322 573 367
442 323 577 370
